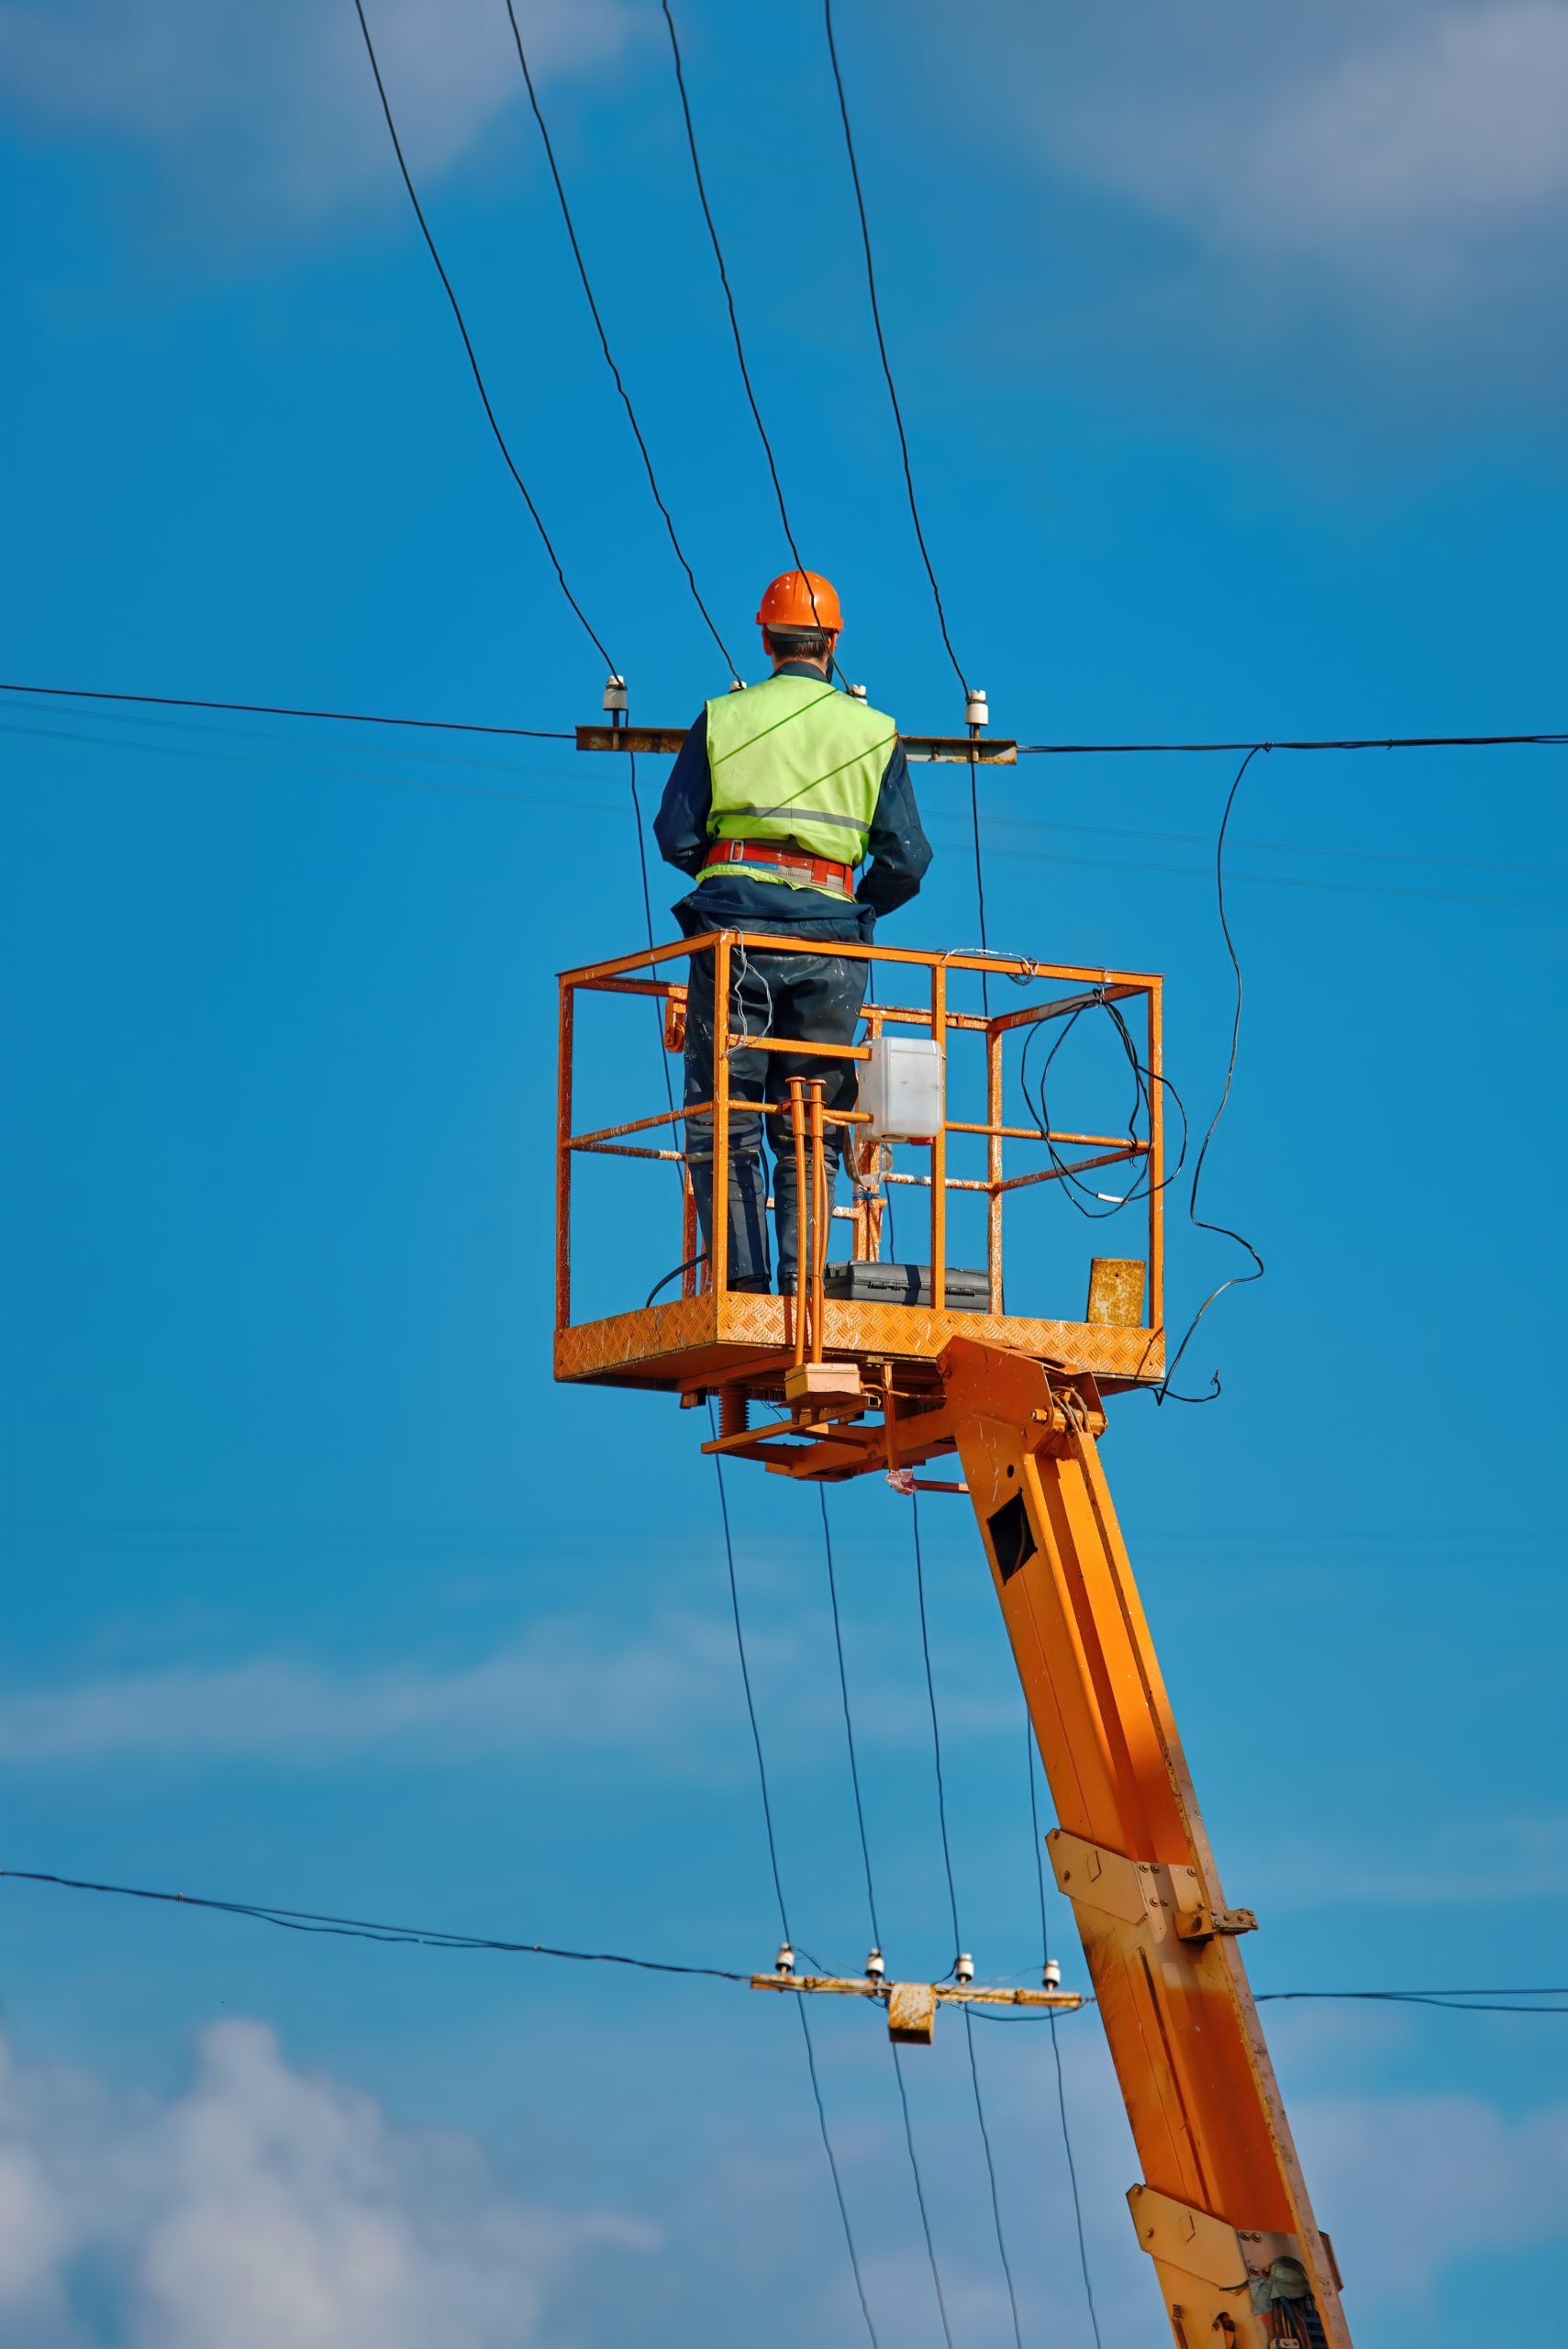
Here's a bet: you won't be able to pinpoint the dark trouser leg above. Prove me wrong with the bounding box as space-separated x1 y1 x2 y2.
763 952 870 1295
683 947 771 1292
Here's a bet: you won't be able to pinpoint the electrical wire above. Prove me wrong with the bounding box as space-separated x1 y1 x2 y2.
5 689 1561 762
350 0 615 672
501 0 739 679
0 680 573 738
708 1431 881 2343
818 1491 958 2349
6 1868 1563 2011
657 2 811 592
1026 1725 1104 2347
1156 746 1266 1405
0 1866 745 1977
1018 994 1190 1220
909 1497 1029 2347
1018 730 1568 755
821 1 968 696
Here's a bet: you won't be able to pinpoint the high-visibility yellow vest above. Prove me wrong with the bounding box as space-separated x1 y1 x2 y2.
699 674 897 894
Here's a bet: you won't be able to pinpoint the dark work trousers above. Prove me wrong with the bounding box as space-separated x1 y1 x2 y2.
684 944 870 1293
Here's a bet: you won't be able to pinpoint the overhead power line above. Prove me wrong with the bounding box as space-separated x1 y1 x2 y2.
1021 731 1568 754
1 1865 745 1976
1026 1724 1104 2344
818 1491 960 2349
658 2 813 590
5 688 1562 763
350 0 616 672
821 0 968 697
0 681 573 739
707 1430 881 2345
908 1497 1028 2345
6 1869 1565 2010
501 0 739 678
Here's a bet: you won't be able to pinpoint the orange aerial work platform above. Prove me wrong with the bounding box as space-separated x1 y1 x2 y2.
555 928 1351 2349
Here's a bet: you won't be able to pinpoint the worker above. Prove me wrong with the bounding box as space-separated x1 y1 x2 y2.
655 569 931 1295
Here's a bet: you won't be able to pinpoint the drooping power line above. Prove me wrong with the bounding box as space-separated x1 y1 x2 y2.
5 1868 1564 2009
500 0 740 678
350 0 616 672
820 0 969 698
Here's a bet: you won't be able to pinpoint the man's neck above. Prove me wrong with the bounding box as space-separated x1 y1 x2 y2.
772 658 831 681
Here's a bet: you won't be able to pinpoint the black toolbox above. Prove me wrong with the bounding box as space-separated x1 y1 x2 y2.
822 1262 990 1311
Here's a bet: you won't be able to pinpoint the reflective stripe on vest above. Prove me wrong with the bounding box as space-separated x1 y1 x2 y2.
700 674 896 889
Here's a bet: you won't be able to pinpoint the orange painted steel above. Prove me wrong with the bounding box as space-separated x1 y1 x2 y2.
554 929 1166 1415
941 1340 1350 2347
553 930 1347 2345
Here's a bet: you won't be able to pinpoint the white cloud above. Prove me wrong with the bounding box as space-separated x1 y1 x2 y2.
0 1613 756 1764
1051 2 1568 302
0 1598 1024 1767
0 0 636 233
0 2021 653 2346
1297 2088 1568 2302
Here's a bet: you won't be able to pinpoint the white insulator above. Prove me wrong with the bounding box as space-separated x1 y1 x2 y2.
728 676 747 692
965 686 989 729
955 1952 975 1985
847 682 868 701
1042 1958 1062 1991
865 1947 885 1981
775 1941 795 1976
603 674 628 714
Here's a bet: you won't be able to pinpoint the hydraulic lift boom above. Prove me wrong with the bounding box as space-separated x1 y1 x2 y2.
554 929 1350 2349
941 1338 1348 2348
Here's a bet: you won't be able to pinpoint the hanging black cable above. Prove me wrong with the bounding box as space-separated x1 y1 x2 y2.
1018 729 1568 755
793 1996 884 2346
910 1497 1029 2346
501 0 740 678
1157 746 1267 1405
658 1 810 583
350 0 616 672
818 1492 958 2349
709 1433 881 2343
821 2 969 696
1026 1723 1105 2348
0 680 573 738
8 1867 1564 2011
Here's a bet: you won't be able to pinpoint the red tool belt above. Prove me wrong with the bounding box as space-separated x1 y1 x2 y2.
701 838 856 894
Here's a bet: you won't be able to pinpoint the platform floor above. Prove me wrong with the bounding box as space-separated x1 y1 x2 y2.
554 1289 1164 1397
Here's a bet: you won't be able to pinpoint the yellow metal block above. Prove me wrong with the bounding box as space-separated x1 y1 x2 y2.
1127 2185 1248 2291
1086 1257 1147 1327
784 1361 864 1408
886 1982 938 2044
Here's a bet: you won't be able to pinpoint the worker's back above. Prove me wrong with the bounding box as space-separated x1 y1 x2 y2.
704 673 897 863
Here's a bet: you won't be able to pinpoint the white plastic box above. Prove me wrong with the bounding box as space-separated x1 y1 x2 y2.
860 1034 944 1141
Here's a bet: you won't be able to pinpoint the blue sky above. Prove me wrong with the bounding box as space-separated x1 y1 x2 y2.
2 1 1565 2342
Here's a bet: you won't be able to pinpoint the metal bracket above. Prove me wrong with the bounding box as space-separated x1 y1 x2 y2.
1049 1830 1254 1945
1174 1904 1258 1942
1128 2184 1248 2290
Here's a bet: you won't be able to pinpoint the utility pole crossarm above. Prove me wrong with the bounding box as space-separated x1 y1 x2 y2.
749 1968 1082 2046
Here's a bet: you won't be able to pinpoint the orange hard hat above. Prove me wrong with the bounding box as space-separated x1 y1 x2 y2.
756 570 842 632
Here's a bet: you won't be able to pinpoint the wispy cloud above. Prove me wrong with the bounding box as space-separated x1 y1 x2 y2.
1296 2088 1568 2302
0 0 636 239
0 1614 752 1765
0 2021 653 2345
1053 3 1568 303
0 1602 1021 1767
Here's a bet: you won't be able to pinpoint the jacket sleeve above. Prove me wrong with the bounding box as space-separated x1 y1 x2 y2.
857 739 933 920
652 712 712 877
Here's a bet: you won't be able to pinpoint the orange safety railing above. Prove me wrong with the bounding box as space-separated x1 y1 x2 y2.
556 932 1165 1354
